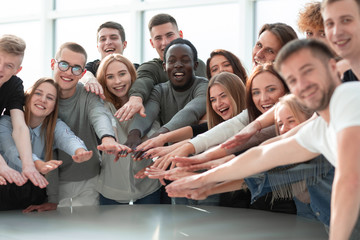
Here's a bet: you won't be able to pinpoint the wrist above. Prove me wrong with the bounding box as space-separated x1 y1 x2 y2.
254 120 262 132
129 95 143 103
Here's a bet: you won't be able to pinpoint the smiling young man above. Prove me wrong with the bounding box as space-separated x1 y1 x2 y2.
24 42 130 212
115 13 207 122
81 21 132 98
125 38 207 153
165 39 360 240
322 0 360 82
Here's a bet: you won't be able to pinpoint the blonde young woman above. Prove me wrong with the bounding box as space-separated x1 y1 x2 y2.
96 53 161 205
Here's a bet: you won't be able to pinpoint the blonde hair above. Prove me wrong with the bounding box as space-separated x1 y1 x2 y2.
24 78 59 162
206 72 246 129
274 94 314 135
0 34 26 61
97 53 137 109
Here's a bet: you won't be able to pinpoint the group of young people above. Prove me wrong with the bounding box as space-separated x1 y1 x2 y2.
0 0 360 239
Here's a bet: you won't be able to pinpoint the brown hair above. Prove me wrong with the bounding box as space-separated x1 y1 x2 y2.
206 49 248 84
55 42 87 66
274 94 314 135
246 63 289 122
0 34 26 61
321 0 360 12
298 2 323 33
25 78 59 162
206 72 246 129
97 53 137 109
97 21 126 42
148 13 178 32
258 23 298 47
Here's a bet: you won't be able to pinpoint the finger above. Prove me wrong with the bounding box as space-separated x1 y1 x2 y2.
159 178 166 186
120 107 131 122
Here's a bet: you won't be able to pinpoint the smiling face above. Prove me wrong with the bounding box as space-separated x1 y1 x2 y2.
97 28 127 59
280 48 339 114
323 0 360 62
105 60 131 102
251 71 286 113
275 104 300 135
29 82 57 125
0 50 22 88
51 48 86 99
150 22 182 60
209 84 234 121
209 55 234 77
252 30 282 68
165 43 196 91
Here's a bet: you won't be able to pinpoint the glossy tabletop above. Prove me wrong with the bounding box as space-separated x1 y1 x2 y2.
0 205 327 240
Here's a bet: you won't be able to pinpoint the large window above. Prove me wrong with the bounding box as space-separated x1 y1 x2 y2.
0 0 312 89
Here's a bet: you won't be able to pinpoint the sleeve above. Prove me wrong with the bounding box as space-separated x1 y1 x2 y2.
191 122 209 137
87 93 116 140
189 110 250 154
195 59 207 78
295 118 322 154
331 82 360 132
4 76 24 114
128 86 161 137
0 115 23 172
53 119 88 155
162 80 207 131
128 60 165 102
85 60 100 76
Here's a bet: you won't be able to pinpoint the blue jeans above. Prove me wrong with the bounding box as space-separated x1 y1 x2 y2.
99 188 161 205
245 164 334 227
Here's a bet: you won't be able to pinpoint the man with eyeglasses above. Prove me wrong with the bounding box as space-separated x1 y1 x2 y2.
24 42 130 212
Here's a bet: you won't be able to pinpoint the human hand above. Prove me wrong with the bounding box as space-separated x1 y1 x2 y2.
142 145 176 160
145 166 196 182
0 164 27 186
83 72 106 100
22 164 48 188
135 134 167 153
98 138 132 162
34 160 62 175
72 149 93 163
221 120 261 150
114 96 145 122
0 176 6 185
23 202 57 213
186 155 235 171
165 173 213 199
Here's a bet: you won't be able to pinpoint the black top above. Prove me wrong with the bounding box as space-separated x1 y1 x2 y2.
191 122 208 137
342 69 358 82
0 75 24 115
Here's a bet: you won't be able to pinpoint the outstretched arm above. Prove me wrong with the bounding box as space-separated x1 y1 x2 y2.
166 136 317 197
10 109 48 188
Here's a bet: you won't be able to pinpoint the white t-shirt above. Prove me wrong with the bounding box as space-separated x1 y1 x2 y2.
296 82 360 167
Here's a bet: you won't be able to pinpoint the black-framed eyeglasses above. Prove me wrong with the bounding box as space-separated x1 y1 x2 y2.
55 60 84 76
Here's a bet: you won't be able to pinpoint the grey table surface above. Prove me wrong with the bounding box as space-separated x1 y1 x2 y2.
0 205 327 240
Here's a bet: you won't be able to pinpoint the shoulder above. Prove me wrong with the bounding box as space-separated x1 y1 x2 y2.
2 75 24 90
137 58 163 70
331 82 360 106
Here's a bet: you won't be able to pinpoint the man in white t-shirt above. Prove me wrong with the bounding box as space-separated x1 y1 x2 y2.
165 39 360 240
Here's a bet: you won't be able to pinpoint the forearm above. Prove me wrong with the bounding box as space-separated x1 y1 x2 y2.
12 123 33 167
206 179 246 196
330 173 360 240
162 126 194 144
